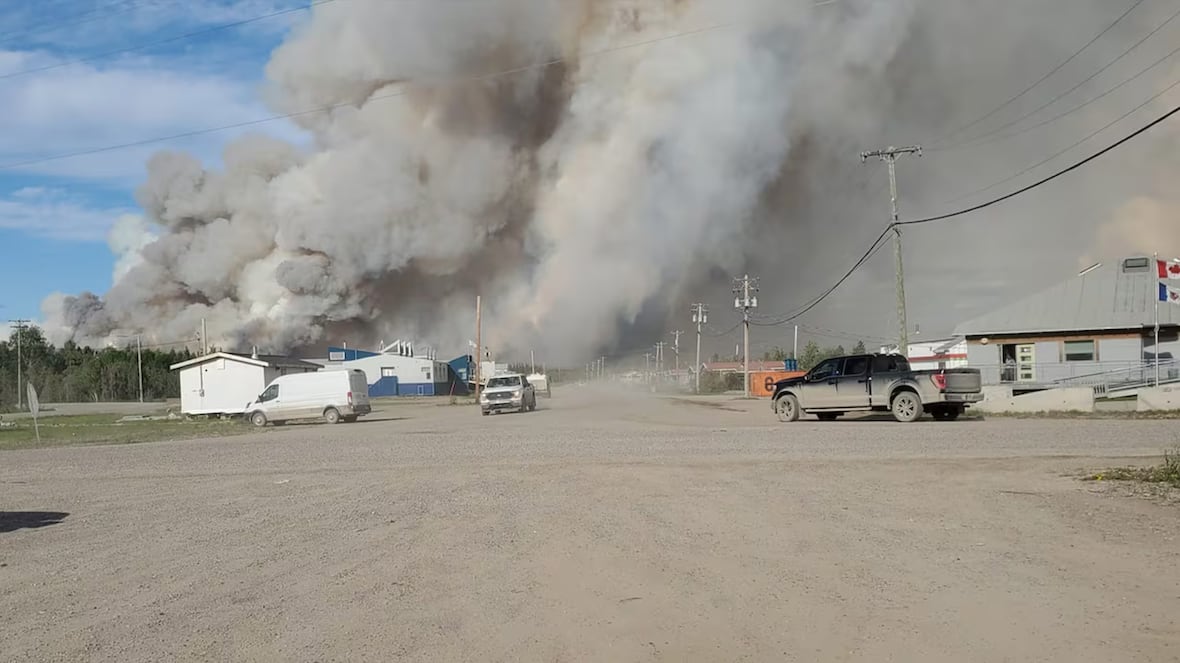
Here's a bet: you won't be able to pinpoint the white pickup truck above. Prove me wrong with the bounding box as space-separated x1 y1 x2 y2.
480 373 538 415
772 353 983 423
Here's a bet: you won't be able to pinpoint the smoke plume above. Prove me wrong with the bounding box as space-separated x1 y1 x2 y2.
42 0 1177 361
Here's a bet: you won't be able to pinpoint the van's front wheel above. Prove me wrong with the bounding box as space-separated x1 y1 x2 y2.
324 408 342 424
250 411 267 427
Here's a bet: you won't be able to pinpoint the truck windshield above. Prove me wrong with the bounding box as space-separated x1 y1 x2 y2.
487 376 521 388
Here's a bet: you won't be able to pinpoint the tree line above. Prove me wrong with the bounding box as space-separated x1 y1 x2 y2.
759 340 868 370
1 325 194 410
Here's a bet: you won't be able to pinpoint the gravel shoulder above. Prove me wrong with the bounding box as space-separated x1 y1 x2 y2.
1 387 1177 662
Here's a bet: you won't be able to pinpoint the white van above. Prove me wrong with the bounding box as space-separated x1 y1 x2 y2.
245 369 372 427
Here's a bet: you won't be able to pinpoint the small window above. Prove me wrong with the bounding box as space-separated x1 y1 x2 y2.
1064 340 1095 362
1122 257 1150 273
381 367 396 377
329 351 346 361
259 385 279 402
872 355 897 374
843 356 869 376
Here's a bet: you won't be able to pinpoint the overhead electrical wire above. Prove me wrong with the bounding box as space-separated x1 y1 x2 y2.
0 21 730 171
753 100 1180 325
938 74 1180 207
940 39 1180 152
933 1 1180 150
0 0 179 46
0 0 342 81
928 0 1149 147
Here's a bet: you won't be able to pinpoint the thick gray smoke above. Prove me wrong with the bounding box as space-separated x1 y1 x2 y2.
42 0 1178 361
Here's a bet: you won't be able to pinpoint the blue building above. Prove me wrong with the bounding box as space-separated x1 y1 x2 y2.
327 341 451 397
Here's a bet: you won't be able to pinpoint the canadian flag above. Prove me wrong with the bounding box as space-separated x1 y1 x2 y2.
1160 283 1180 305
1157 259 1180 279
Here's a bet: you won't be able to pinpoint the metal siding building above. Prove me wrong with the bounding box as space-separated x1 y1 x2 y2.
170 352 321 415
954 257 1180 385
327 345 449 396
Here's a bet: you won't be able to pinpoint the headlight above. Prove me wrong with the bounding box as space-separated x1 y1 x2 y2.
512 390 522 398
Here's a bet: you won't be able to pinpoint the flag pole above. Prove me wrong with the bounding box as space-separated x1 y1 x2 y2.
1154 252 1160 387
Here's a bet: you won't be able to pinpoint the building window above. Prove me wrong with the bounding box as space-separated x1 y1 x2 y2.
1063 340 1095 362
381 367 396 378
1122 257 1150 273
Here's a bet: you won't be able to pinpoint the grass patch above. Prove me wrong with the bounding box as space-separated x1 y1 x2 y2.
0 414 257 451
1084 449 1180 488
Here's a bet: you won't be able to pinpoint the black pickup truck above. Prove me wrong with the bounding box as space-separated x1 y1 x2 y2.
772 353 983 423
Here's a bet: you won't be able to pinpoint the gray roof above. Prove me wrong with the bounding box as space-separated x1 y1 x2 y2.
954 258 1180 337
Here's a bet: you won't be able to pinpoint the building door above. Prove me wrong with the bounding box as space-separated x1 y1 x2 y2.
416 384 425 396
1016 344 1036 382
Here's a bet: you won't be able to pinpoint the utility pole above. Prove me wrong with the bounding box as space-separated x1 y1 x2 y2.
644 353 652 383
474 296 482 403
136 335 144 403
793 324 799 361
861 145 921 356
733 275 759 399
200 317 209 355
671 330 682 379
691 304 707 394
8 319 29 409
655 341 666 376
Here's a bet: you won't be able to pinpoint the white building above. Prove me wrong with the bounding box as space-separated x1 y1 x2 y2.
170 352 322 415
878 338 969 371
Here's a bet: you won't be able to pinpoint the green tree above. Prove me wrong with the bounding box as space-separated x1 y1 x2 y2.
799 341 823 370
852 340 867 354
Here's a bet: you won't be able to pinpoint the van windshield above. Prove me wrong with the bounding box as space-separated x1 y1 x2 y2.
487 376 521 388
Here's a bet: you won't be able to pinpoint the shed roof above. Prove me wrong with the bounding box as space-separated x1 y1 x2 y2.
954 257 1180 337
169 352 322 372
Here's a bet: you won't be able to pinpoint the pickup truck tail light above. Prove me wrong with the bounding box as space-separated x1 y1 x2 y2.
347 391 354 405
930 374 947 391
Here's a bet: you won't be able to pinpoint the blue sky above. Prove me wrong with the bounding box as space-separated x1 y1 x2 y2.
0 0 309 329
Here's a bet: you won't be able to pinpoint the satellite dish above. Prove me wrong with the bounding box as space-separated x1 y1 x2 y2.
980 337 990 345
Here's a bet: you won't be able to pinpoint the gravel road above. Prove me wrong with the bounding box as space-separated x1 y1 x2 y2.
2 387 1178 662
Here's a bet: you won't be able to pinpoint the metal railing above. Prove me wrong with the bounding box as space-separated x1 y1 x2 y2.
973 360 1180 396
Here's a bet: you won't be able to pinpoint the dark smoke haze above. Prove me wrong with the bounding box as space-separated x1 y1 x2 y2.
42 0 1180 362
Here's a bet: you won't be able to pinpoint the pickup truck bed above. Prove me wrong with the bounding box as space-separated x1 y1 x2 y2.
771 353 983 423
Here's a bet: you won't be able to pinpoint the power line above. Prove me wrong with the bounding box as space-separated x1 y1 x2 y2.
0 0 178 46
934 1 1180 150
0 20 730 171
929 0 1148 146
937 74 1180 208
0 0 341 82
755 100 1180 324
937 40 1180 152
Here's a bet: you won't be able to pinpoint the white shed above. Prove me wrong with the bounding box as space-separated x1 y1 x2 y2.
170 352 322 415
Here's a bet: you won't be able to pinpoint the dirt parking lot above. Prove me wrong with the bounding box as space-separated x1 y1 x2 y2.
2 387 1178 662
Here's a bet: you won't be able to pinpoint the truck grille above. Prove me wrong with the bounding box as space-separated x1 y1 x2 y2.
487 392 511 400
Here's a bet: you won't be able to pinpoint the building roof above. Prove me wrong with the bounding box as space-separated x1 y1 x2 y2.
169 352 323 372
954 257 1180 337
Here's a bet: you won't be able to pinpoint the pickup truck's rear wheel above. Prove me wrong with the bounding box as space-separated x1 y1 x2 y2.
891 391 923 423
776 394 800 423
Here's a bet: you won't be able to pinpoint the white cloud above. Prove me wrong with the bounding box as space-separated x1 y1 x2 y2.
0 187 131 241
0 50 311 179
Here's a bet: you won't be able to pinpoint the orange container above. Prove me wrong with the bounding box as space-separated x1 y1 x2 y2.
750 370 806 398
